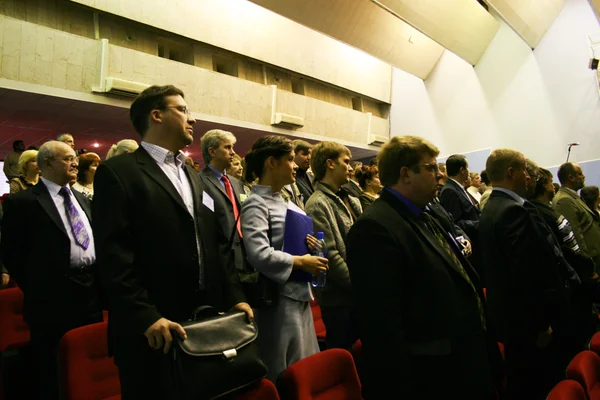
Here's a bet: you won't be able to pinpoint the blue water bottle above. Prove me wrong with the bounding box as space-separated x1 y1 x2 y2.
311 232 327 288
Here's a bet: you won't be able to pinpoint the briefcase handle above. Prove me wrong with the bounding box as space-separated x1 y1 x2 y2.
189 305 222 322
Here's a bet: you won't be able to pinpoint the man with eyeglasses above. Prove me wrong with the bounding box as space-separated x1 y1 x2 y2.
479 149 571 399
347 136 500 400
92 85 250 399
1 140 103 399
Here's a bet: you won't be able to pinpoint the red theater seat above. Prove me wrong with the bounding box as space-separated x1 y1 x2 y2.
59 321 121 400
547 380 588 400
0 287 29 351
567 350 600 400
590 331 600 355
310 299 326 343
277 349 361 400
235 378 280 400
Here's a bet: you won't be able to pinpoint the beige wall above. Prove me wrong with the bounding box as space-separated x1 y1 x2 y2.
70 0 393 103
0 15 386 148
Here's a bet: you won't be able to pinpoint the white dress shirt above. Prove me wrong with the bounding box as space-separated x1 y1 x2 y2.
41 177 96 267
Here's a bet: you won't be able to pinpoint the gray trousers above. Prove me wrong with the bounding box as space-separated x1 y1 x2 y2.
255 296 320 381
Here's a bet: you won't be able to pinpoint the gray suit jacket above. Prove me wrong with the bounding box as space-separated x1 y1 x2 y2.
199 167 246 272
553 187 600 270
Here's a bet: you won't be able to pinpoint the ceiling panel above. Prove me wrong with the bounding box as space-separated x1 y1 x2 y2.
249 0 445 79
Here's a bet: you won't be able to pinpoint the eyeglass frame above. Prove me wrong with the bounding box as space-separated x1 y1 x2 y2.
50 155 79 164
161 105 192 117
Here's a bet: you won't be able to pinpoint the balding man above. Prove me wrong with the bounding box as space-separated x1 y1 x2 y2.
553 162 600 272
479 149 570 400
57 133 75 149
1 140 102 399
347 136 499 399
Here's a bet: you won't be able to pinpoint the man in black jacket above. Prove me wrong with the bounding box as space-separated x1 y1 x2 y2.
347 136 499 400
93 85 251 399
479 149 570 400
1 140 102 399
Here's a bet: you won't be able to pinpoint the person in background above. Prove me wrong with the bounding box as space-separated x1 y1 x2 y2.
342 160 363 198
226 153 244 180
105 139 139 160
580 186 600 218
479 170 493 210
242 135 328 382
553 163 600 273
9 149 40 194
355 165 383 211
4 140 25 181
305 141 361 350
72 152 100 200
553 182 561 196
192 162 201 172
57 133 75 150
347 136 499 399
467 172 483 203
291 139 314 205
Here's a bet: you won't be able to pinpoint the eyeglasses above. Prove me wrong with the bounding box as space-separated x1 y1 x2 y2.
163 105 192 117
410 163 440 173
52 156 78 163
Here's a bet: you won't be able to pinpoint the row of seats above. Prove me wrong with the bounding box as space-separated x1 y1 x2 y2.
547 331 600 399
0 287 363 399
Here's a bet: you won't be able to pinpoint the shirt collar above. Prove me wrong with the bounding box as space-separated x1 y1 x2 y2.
565 187 578 195
251 184 281 198
385 187 422 216
41 177 68 196
450 178 468 191
141 142 186 168
207 164 225 180
493 187 525 205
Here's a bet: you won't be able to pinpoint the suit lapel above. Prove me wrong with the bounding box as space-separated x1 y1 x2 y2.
382 191 477 286
185 165 202 216
202 168 228 198
562 188 597 218
136 147 188 213
33 181 68 237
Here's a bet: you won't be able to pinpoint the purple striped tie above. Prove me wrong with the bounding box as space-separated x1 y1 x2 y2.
58 187 90 250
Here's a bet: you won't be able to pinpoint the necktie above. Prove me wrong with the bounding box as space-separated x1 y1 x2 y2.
58 187 90 250
421 211 486 329
221 175 242 238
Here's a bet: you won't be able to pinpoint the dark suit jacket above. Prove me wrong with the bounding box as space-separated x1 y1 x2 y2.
0 181 102 329
295 168 314 205
342 181 362 198
347 190 498 399
92 147 245 363
199 167 245 273
428 199 470 243
479 190 568 346
440 179 480 239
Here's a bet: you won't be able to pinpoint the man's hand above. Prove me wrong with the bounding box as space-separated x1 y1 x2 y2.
1 273 9 287
232 302 254 322
144 318 187 354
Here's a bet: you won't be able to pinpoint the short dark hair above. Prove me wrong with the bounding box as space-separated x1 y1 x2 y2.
291 139 312 155
369 157 378 166
557 162 578 185
534 168 553 198
580 186 600 210
445 155 467 176
130 85 184 136
13 140 24 151
355 165 379 190
245 135 293 180
378 136 439 187
480 170 490 185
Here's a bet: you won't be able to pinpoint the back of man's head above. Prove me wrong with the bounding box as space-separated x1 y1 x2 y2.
557 162 578 186
445 155 468 177
486 148 527 193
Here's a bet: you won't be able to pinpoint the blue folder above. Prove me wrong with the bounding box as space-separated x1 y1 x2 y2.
283 207 314 282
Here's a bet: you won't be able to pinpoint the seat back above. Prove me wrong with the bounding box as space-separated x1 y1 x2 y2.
566 350 600 399
310 299 326 343
589 331 600 355
235 378 280 400
59 321 121 400
277 349 361 400
547 380 588 400
0 287 29 351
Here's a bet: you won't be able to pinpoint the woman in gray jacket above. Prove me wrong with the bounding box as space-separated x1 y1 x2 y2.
241 135 328 381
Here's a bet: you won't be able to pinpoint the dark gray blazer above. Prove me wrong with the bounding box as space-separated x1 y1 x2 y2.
200 167 246 273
